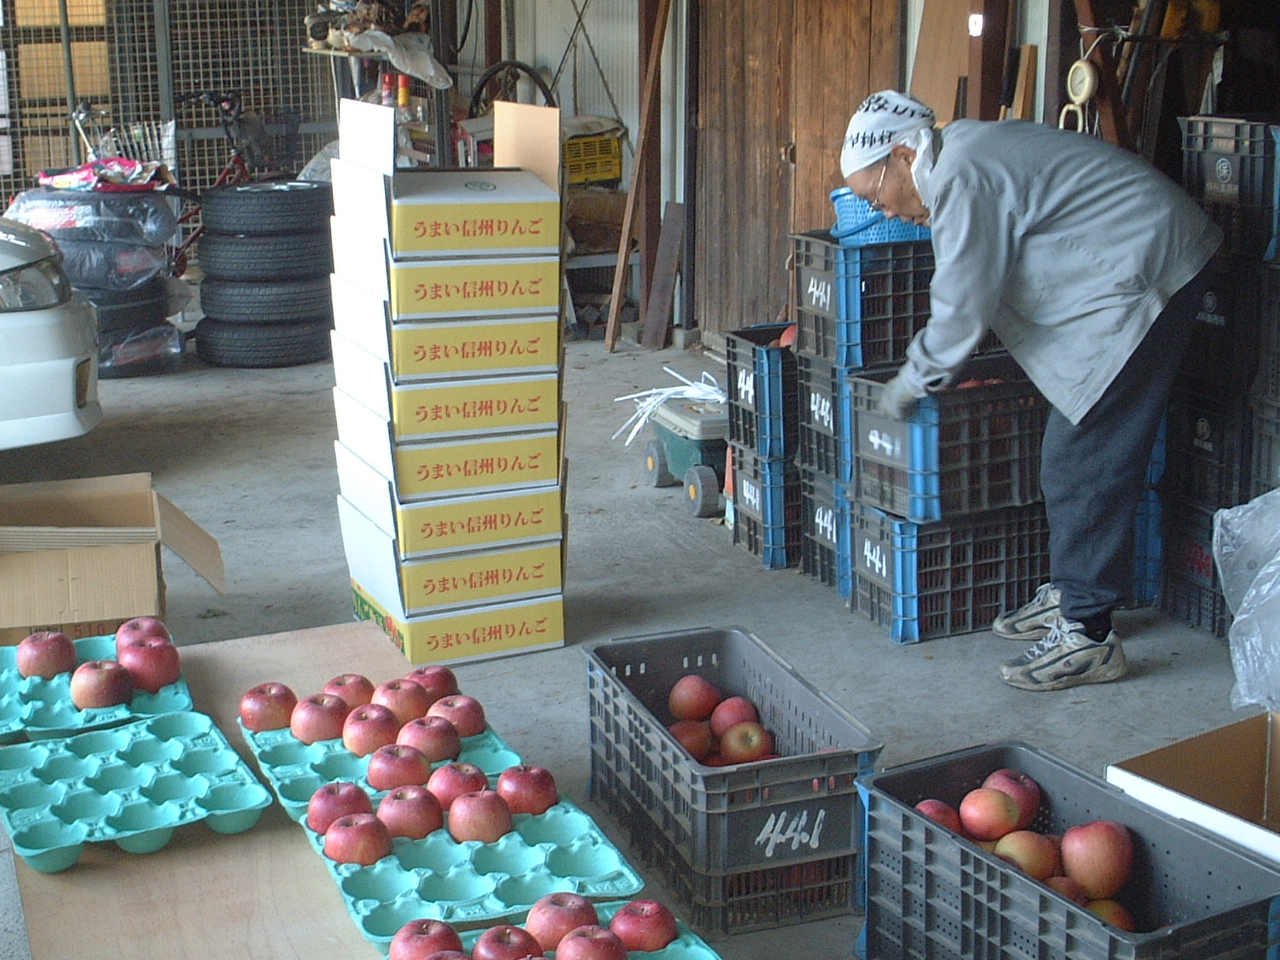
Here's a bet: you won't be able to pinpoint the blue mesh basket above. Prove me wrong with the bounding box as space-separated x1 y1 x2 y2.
830 187 932 246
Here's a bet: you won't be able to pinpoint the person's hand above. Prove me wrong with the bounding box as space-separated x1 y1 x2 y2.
876 373 919 420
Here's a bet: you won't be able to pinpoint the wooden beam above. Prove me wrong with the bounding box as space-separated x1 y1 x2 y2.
604 0 673 351
968 0 1011 121
640 201 686 348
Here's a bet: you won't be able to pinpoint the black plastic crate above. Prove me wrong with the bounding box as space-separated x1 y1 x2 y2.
1178 252 1260 400
724 324 798 461
845 354 1049 522
1254 262 1280 401
583 628 882 905
796 353 846 478
1180 115 1278 260
730 443 802 569
1251 393 1280 497
858 741 1280 960
800 468 839 588
848 500 1051 643
1160 495 1230 637
1164 373 1253 511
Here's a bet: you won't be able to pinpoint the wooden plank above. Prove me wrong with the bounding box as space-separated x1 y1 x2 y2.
641 200 686 347
1012 44 1038 118
968 0 1011 120
911 0 971 122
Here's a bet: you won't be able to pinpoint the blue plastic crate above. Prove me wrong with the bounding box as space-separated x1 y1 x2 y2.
849 500 1051 644
833 481 855 600
725 324 798 460
830 187 932 246
1133 487 1162 607
844 355 1048 523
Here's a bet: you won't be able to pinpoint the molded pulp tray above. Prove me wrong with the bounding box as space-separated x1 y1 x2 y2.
857 741 1280 960
0 711 272 873
0 634 193 743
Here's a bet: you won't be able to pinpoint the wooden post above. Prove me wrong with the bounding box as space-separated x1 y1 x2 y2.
1073 0 1135 152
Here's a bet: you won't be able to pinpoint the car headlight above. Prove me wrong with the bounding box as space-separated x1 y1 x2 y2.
0 258 71 311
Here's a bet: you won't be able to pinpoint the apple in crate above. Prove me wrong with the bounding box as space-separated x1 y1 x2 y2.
958 787 1020 841
324 673 375 709
342 703 402 757
495 764 559 815
113 616 170 655
993 829 1061 880
307 781 374 834
397 715 462 763
914 798 963 834
1044 875 1090 906
608 899 679 951
16 631 78 680
372 678 432 725
719 721 773 763
525 892 599 953
323 812 392 866
447 789 512 843
377 784 443 840
472 924 544 960
668 719 714 762
427 694 486 738
555 925 628 960
117 635 182 694
69 660 134 709
1060 820 1133 900
403 664 459 705
982 768 1042 830
389 919 465 960
366 744 433 791
290 693 350 744
1087 898 1136 932
427 761 489 811
239 682 298 732
668 674 720 721
710 695 759 738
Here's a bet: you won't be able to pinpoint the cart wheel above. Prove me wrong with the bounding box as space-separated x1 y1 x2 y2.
645 439 676 487
686 465 722 518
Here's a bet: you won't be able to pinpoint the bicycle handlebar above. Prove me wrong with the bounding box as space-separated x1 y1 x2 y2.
175 91 243 123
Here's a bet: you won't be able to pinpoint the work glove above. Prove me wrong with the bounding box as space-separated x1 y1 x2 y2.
876 372 920 420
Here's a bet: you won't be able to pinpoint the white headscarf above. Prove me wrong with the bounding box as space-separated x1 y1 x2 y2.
840 91 937 178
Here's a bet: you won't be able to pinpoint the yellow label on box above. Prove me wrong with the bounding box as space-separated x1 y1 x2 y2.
397 487 563 556
389 375 560 439
352 582 566 665
390 200 560 255
394 432 560 498
389 257 560 319
389 315 561 379
399 540 562 612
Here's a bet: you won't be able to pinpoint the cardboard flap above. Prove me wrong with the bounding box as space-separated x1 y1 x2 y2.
494 101 562 194
155 494 226 594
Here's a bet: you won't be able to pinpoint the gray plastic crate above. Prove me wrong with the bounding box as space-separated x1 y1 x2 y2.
858 741 1280 960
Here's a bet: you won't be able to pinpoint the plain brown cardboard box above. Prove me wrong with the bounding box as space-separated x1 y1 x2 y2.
0 472 225 643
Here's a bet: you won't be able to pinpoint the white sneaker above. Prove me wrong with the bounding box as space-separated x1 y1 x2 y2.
999 616 1128 691
992 583 1061 641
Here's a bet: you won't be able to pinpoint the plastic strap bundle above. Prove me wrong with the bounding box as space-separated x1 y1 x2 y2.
612 367 726 446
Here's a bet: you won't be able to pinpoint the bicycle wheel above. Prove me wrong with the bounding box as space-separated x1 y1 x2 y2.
195 317 332 368
199 276 332 324
200 181 333 236
197 230 332 281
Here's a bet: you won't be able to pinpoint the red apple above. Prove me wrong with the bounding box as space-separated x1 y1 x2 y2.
709 696 759 739
554 924 628 960
419 953 468 960
668 674 721 721
377 784 444 839
702 753 732 767
239 681 298 732
397 715 463 763
307 781 374 834
371 678 432 726
426 761 490 811
389 919 465 960
116 635 182 694
993 829 1061 880
718 721 773 764
914 798 963 834
15 631 78 680
1087 898 1137 932
323 812 392 865
447 789 513 843
68 660 134 710
525 892 600 953
608 899 679 952
495 764 559 815
342 702 402 757
290 693 350 744
668 719 715 761
324 673 376 709
426 694 486 738
403 664 460 705
1044 875 1090 906
958 787 1020 842
367 743 433 791
113 616 170 655
1060 820 1134 900
982 768 1043 831
471 924 544 960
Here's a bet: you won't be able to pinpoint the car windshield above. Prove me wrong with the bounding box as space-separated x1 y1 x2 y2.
0 258 70 312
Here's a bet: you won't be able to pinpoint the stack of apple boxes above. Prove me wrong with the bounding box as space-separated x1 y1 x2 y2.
326 99 568 666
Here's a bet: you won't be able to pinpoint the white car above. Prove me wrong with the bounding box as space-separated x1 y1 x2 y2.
0 218 101 451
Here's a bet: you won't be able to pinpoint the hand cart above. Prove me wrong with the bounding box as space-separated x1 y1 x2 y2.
644 398 730 518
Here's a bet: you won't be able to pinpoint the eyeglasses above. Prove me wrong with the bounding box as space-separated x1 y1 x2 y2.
869 158 889 212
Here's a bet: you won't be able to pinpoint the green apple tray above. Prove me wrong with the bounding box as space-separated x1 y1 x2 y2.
0 711 272 873
240 723 646 949
0 634 193 744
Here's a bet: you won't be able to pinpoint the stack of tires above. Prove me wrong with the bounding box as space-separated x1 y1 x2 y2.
194 181 334 368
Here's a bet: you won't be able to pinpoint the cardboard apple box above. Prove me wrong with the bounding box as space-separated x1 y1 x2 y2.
0 473 226 644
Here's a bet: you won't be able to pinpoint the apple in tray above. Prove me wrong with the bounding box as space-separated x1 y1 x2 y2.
402 664 459 705
323 812 392 866
69 660 134 710
554 924 629 960
307 781 374 834
323 673 376 709
15 631 78 680
495 764 559 815
447 789 513 844
426 694 486 738
116 635 182 694
471 924 544 960
290 693 350 744
372 678 432 726
113 616 171 656
388 919 465 960
366 744 434 791
525 892 600 954
342 703 402 758
396 715 462 763
377 784 444 840
239 682 298 732
426 761 489 811
608 899 680 952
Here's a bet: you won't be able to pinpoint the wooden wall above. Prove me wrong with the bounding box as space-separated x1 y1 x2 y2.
693 0 900 342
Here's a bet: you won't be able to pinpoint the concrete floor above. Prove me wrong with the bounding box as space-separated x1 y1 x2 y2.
0 337 1251 959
